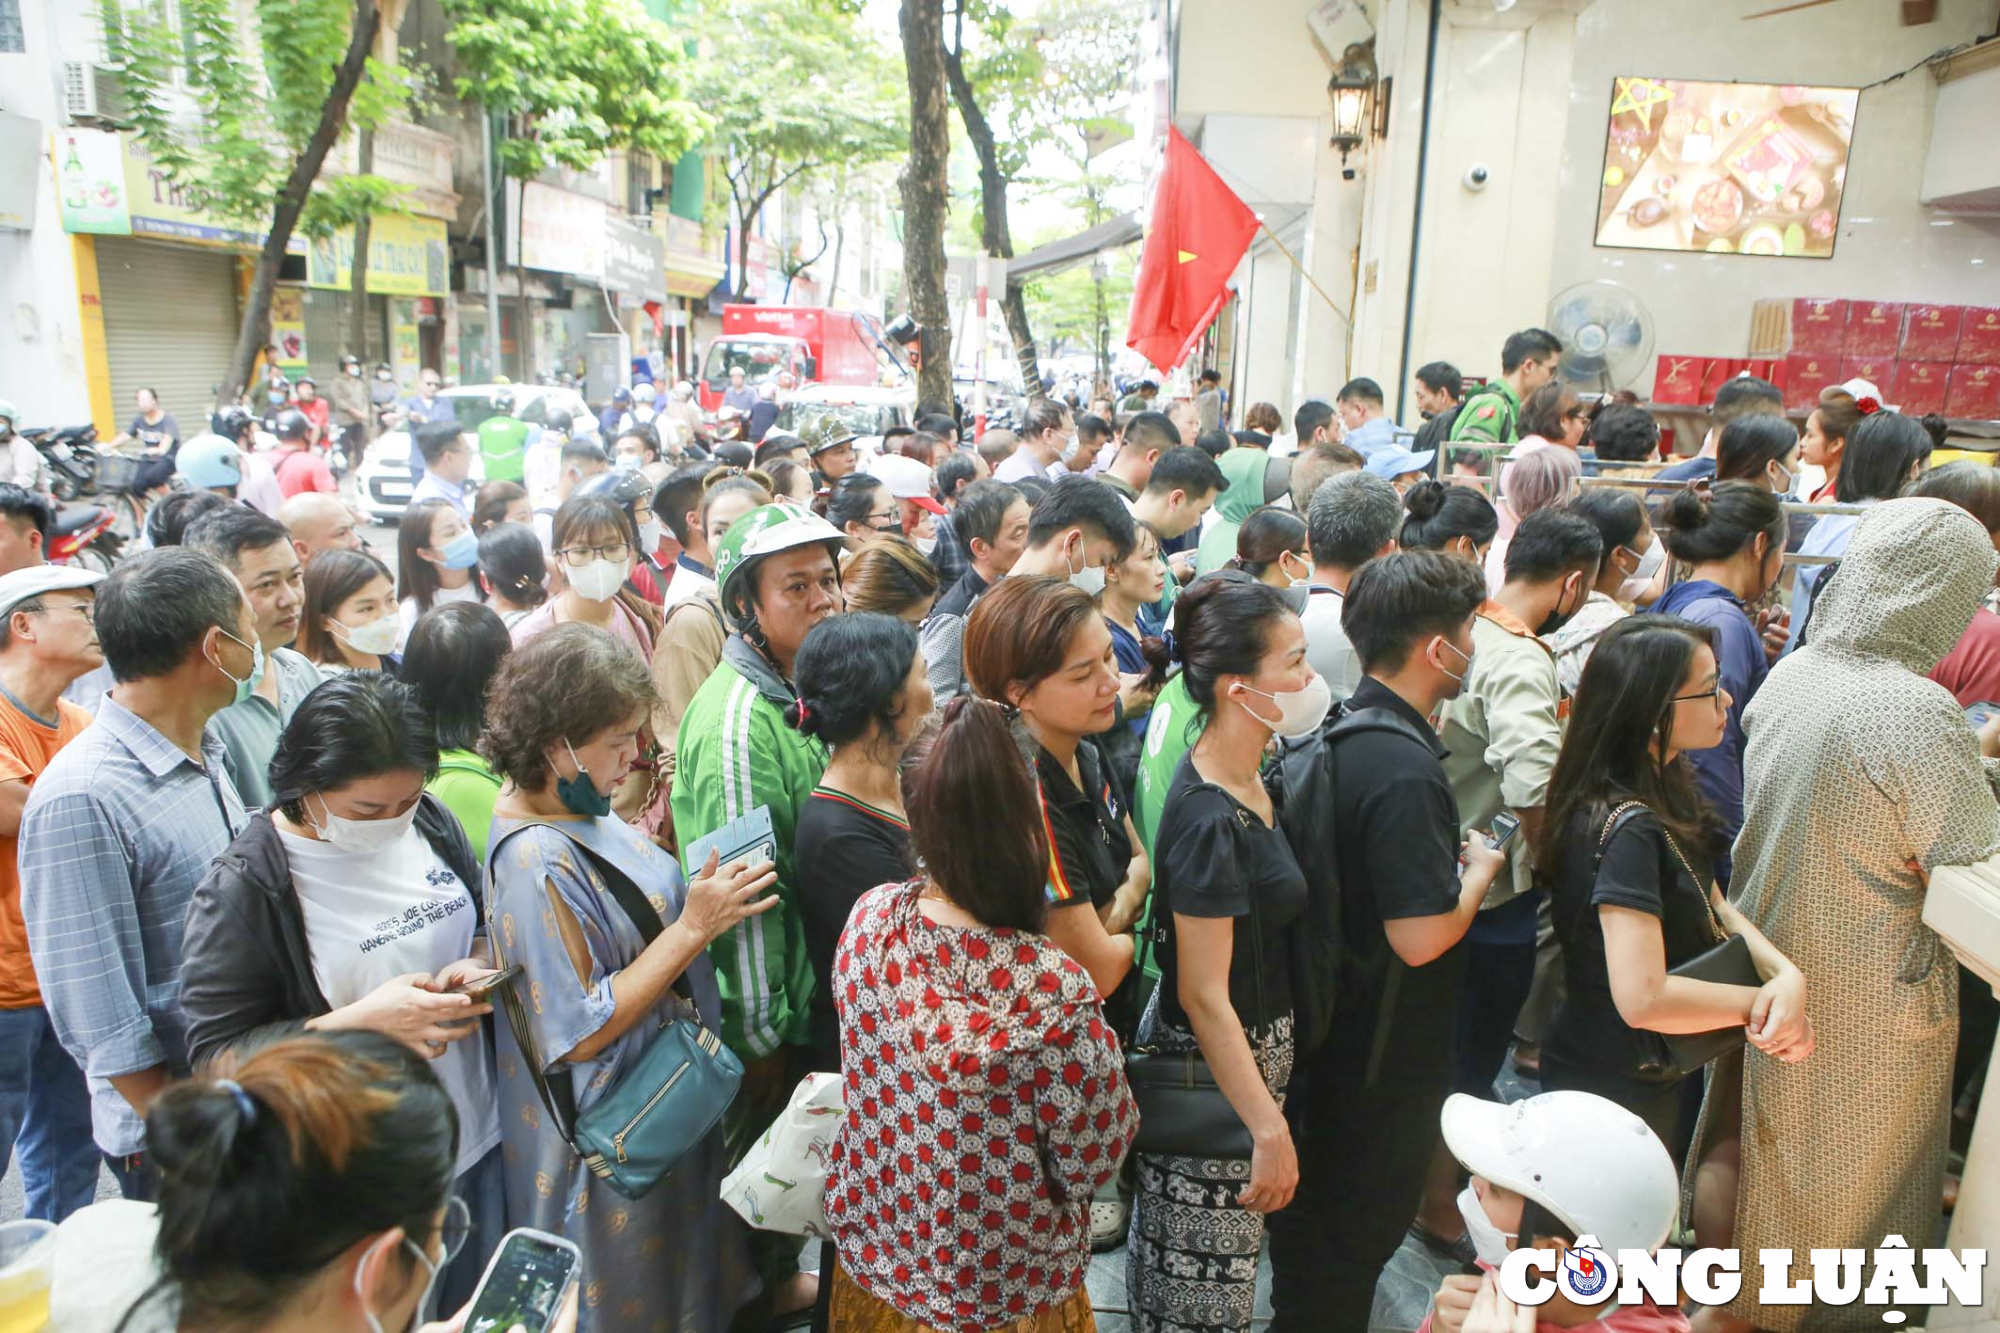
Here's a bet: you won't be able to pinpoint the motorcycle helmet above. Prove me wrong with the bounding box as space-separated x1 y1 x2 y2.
574 467 652 514
491 390 516 416
339 353 362 372
273 409 312 442
211 405 256 443
176 433 243 491
612 387 633 407
713 503 845 628
544 408 575 436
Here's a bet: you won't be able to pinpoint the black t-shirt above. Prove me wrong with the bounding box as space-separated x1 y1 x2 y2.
1154 754 1307 1031
1545 805 1722 1080
129 413 180 455
794 786 913 1070
1037 738 1131 912
1312 677 1469 1091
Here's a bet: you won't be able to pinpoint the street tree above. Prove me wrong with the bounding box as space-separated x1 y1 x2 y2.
99 0 419 403
898 0 954 410
690 0 904 295
445 0 707 371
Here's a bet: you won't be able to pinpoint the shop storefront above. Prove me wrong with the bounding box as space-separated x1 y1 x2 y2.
662 214 726 381
303 212 451 388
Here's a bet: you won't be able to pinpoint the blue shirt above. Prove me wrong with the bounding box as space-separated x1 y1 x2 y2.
400 395 458 427
1105 617 1149 735
1784 510 1865 659
1343 416 1396 458
1654 455 1716 484
20 698 249 1154
409 470 470 518
1647 579 1766 888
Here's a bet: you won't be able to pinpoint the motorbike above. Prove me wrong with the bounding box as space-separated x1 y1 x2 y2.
22 425 100 501
48 502 122 575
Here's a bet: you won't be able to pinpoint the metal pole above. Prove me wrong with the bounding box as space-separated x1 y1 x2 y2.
972 252 990 442
481 110 501 381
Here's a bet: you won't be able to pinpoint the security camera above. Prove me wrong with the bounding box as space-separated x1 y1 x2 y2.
1463 165 1491 191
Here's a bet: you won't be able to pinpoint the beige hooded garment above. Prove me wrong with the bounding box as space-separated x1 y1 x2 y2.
1723 497 2000 1329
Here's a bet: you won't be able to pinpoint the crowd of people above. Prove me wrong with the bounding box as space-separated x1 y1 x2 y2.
0 323 1993 1333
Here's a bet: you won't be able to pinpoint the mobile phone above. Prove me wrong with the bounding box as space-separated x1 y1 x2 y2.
462 1228 581 1333
1967 701 2000 730
1485 812 1522 852
446 964 523 1002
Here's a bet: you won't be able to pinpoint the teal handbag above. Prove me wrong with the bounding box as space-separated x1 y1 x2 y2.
491 824 742 1200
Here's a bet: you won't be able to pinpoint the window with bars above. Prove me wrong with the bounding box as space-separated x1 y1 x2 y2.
0 0 26 54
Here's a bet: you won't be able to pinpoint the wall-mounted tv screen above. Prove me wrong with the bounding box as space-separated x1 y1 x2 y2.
1595 78 1859 259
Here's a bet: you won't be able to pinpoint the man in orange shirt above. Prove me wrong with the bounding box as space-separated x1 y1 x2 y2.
0 566 107 1220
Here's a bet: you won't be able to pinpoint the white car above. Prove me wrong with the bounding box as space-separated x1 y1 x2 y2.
771 384 917 458
355 384 593 523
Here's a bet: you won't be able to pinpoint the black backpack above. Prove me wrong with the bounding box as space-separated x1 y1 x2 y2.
1273 701 1439 1056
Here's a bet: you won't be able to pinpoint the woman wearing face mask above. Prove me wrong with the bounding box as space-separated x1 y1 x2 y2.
470 479 531 534
963 575 1151 1000
395 501 483 649
1713 414 1802 494
79 1030 568 1333
1537 617 1811 1153
510 493 658 663
474 521 550 628
574 467 670 606
1128 573 1317 1333
840 533 940 625
484 625 773 1331
788 612 932 1075
1544 489 1659 694
177 673 504 1311
1648 482 1788 889
300 549 402 676
1228 506 1312 588
1401 481 1500 567
826 473 899 551
404 602 512 861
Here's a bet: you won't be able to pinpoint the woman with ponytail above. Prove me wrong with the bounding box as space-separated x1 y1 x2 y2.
1228 506 1311 588
824 696 1136 1333
788 612 933 1075
1399 480 1500 567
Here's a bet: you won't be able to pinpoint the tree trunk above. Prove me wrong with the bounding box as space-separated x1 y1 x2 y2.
349 127 374 366
941 31 1040 394
219 0 382 403
900 0 953 411
828 217 845 306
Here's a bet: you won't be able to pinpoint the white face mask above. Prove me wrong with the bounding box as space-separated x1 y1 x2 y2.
569 557 630 602
1457 1184 1517 1268
1433 635 1473 686
309 793 420 855
356 1228 441 1333
332 612 401 657
1623 535 1665 583
913 533 938 557
636 518 663 553
1236 672 1333 739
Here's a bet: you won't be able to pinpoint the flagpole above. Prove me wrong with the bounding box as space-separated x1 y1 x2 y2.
1258 222 1350 328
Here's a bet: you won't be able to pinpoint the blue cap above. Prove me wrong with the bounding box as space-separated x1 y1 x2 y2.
1365 446 1434 481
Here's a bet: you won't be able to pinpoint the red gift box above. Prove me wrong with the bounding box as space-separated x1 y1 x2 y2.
1893 361 1951 416
1845 301 1905 357
1791 298 1848 354
1701 358 1749 402
1783 354 1840 411
1652 355 1705 405
1840 356 1897 396
1901 305 1963 363
1961 308 2000 366
1947 364 2000 420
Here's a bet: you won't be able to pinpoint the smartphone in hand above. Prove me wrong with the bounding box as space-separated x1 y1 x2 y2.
462 1228 581 1333
445 964 523 1004
1485 812 1522 852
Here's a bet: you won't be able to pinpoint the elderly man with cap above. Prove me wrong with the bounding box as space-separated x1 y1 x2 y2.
0 565 109 1222
277 491 366 567
803 418 859 488
598 385 633 438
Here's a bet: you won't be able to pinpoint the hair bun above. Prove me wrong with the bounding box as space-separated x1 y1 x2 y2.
1403 479 1446 521
783 698 820 736
1656 486 1711 531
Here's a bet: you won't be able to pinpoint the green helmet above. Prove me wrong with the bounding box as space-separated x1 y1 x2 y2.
714 502 844 619
798 414 859 457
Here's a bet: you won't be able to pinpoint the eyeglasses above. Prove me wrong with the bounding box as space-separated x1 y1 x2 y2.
558 541 631 567
24 602 92 625
1673 685 1724 706
436 1196 472 1265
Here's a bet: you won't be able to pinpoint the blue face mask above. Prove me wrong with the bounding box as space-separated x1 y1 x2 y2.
436 531 479 570
213 629 266 707
555 738 612 818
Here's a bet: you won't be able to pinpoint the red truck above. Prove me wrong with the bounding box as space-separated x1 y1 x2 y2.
697 305 905 412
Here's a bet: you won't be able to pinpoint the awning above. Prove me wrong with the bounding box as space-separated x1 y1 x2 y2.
1007 212 1142 281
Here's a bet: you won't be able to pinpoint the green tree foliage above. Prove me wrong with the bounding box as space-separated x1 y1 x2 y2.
689 0 905 288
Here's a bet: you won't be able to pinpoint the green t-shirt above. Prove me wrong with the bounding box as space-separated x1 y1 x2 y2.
427 748 503 861
477 415 531 483
1131 674 1207 986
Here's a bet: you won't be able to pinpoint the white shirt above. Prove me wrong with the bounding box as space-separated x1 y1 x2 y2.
662 558 718 610
1299 585 1362 702
276 822 500 1176
396 582 483 649
236 450 285 518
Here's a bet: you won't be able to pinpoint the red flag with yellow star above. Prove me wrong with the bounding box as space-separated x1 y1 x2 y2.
1126 127 1259 375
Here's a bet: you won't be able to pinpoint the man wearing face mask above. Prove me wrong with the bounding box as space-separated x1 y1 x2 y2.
409 420 475 520
185 506 323 811
1265 550 1504 1333
21 548 254 1201
1427 509 1601 1234
330 354 373 471
993 398 1074 485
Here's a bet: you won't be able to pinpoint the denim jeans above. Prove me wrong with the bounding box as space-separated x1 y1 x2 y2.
0 1005 101 1221
102 1149 156 1203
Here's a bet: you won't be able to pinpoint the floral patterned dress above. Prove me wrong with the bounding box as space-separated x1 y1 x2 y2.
826 880 1137 1333
487 813 754 1333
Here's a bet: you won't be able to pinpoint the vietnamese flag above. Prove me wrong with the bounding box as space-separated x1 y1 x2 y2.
1126 127 1261 375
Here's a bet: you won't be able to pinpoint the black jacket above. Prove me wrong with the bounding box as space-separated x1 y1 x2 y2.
180 794 483 1071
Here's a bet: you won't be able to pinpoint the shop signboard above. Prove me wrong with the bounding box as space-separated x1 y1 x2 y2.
53 127 130 234
306 214 449 297
124 139 276 246
510 181 608 279
603 215 666 298
269 287 309 374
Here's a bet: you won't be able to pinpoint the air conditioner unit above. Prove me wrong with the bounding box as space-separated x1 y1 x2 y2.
62 61 129 127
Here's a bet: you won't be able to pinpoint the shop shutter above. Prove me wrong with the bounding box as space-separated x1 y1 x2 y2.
97 237 240 436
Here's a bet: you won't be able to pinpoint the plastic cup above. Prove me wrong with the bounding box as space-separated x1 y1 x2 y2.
0 1220 55 1333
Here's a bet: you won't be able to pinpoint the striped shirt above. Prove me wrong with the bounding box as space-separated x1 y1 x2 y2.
20 697 248 1155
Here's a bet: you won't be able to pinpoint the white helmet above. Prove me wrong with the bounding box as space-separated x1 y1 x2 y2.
1440 1091 1679 1254
633 382 658 404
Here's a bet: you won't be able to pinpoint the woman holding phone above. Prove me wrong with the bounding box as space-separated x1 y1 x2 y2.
177 672 505 1309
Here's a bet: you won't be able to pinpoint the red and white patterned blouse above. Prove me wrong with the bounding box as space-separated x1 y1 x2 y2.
826 881 1137 1333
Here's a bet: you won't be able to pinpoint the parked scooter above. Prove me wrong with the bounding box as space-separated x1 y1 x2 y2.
22 425 99 501
47 502 122 575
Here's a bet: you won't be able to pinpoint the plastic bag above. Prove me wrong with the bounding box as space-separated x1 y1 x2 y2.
720 1071 846 1237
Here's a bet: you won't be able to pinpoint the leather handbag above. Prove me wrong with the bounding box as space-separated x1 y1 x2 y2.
490 824 742 1200
1590 803 1761 1079
1125 801 1264 1161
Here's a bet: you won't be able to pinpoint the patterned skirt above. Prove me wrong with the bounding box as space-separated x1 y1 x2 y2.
1125 990 1295 1333
827 1262 1096 1333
